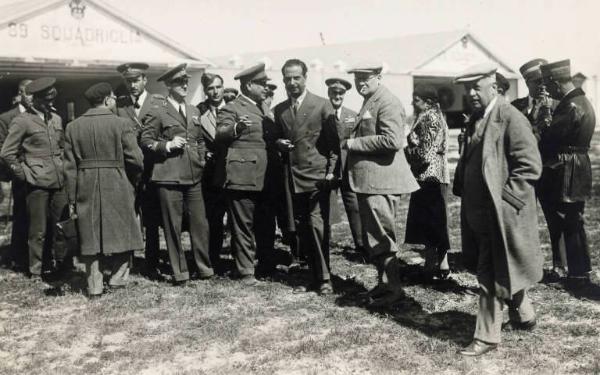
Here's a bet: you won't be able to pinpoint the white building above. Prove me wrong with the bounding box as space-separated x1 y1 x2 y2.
0 0 212 120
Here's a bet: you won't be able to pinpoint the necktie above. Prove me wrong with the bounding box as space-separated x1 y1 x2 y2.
292 101 298 117
134 98 141 109
179 104 186 122
336 109 341 121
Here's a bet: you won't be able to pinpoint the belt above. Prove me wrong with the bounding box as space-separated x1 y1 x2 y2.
78 159 123 169
558 146 589 154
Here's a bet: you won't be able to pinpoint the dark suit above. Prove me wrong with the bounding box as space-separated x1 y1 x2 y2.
274 92 338 283
197 100 227 270
215 94 282 277
537 88 595 277
0 110 68 276
0 106 28 269
140 99 213 281
330 106 363 253
117 92 164 273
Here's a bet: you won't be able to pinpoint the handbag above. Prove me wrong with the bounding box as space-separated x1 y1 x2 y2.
56 214 79 254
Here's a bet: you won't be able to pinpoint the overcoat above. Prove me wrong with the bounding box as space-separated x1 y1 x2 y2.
63 107 144 255
453 97 543 298
346 84 419 195
538 88 595 202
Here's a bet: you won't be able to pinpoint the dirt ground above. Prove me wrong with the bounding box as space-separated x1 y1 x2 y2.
0 129 599 375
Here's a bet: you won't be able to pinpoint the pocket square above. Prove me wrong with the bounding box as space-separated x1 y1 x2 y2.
343 117 356 124
362 111 373 120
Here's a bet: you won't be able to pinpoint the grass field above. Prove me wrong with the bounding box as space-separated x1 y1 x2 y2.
0 129 599 374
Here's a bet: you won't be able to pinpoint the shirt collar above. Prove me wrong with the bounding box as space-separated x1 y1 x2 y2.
563 87 576 98
18 103 26 113
210 100 225 112
483 97 498 119
167 95 185 109
291 90 307 107
133 90 148 106
240 94 257 106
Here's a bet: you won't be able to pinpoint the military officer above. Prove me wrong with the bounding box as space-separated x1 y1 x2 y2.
0 77 69 280
274 59 339 295
196 72 227 272
538 59 596 287
140 63 213 285
511 59 555 139
116 62 164 280
344 64 419 306
215 63 282 286
0 79 32 271
453 63 542 356
325 77 364 258
64 82 144 298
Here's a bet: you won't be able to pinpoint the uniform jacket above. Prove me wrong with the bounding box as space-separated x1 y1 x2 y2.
274 92 339 193
538 88 595 202
140 99 206 185
346 84 419 195
453 97 543 298
328 105 357 180
116 92 164 137
0 106 24 181
0 110 64 189
215 94 282 192
64 107 144 255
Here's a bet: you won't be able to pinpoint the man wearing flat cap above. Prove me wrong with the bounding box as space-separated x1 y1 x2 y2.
64 82 143 297
273 59 339 295
453 62 543 356
140 63 214 285
116 62 164 280
538 59 596 287
196 72 227 272
1 77 69 280
215 62 282 286
511 58 555 139
343 64 418 306
325 77 364 258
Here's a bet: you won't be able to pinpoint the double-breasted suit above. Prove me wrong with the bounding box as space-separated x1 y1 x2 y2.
63 107 144 294
329 106 363 253
0 110 68 276
140 99 213 282
537 88 595 277
453 96 543 343
215 94 282 277
274 91 339 284
346 84 418 260
116 91 164 274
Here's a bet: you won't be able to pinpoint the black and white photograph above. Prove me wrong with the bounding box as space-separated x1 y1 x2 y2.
0 0 598 373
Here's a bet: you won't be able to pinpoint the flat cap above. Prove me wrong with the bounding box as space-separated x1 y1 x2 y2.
26 77 57 99
116 62 149 78
519 58 547 81
347 64 383 75
325 77 352 91
454 62 497 84
84 82 113 103
223 87 239 95
157 63 191 82
540 59 571 81
234 63 268 82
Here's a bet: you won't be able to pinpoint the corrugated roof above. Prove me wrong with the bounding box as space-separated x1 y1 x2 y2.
211 30 515 75
0 0 213 66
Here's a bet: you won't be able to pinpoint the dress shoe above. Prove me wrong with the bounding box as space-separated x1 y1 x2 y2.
366 289 406 308
88 293 103 300
240 275 259 286
544 267 567 283
172 279 188 287
459 340 498 356
318 282 334 296
503 318 536 332
565 276 591 289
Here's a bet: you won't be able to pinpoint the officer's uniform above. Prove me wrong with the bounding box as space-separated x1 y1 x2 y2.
0 78 68 277
115 62 164 276
538 60 596 281
140 64 213 283
215 63 282 280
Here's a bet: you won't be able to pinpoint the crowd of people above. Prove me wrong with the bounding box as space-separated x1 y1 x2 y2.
0 56 595 356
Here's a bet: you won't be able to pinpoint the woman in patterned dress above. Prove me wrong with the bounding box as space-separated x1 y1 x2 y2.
404 86 451 279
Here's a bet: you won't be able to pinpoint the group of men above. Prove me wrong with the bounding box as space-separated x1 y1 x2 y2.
0 54 595 356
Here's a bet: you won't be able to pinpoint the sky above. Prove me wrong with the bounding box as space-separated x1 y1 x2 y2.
104 0 600 76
